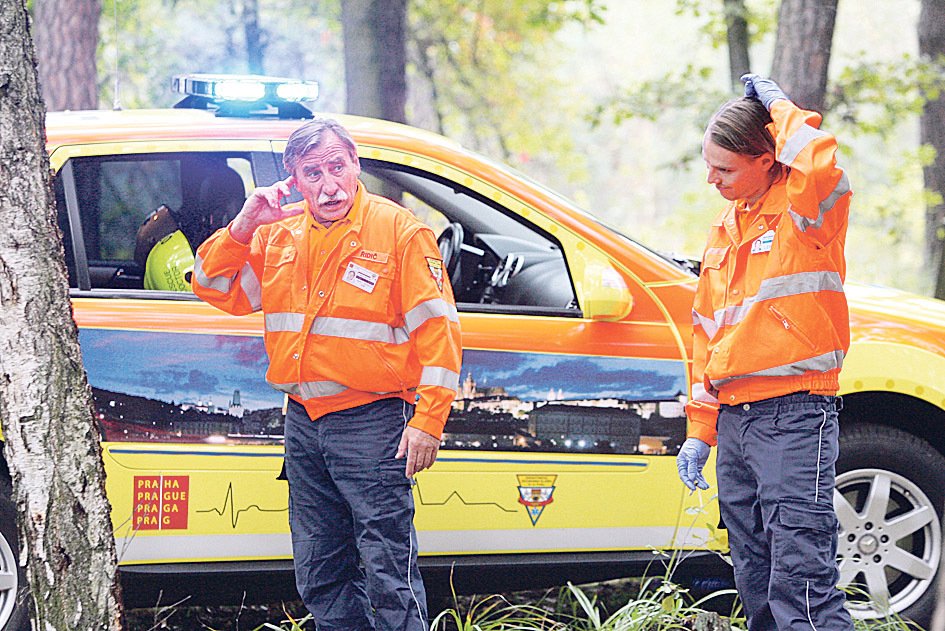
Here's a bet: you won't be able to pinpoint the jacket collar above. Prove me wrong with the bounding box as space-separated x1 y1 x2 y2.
711 175 787 228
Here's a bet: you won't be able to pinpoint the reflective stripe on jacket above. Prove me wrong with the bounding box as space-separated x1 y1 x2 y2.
192 184 463 439
686 100 852 446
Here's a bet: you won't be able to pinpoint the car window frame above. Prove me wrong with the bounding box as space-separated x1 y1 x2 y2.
54 144 276 297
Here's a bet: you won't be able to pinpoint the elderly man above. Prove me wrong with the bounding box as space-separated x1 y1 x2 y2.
193 116 462 631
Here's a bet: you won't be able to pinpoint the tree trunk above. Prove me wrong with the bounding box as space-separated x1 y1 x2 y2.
724 0 751 90
0 2 123 630
920 0 945 299
771 0 838 112
341 0 408 123
241 0 266 75
32 0 101 111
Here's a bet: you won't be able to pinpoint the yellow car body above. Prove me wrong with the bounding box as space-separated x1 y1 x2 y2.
0 90 939 627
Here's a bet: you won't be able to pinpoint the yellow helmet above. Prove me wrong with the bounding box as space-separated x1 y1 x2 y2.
144 230 195 291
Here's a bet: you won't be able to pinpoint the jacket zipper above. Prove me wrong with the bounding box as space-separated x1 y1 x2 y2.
767 304 816 351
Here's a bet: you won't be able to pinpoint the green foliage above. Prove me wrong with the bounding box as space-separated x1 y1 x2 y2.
588 64 723 126
672 0 777 50
97 0 345 110
430 593 563 630
829 54 945 138
407 0 605 181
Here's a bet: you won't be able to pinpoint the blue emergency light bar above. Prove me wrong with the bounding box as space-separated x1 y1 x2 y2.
172 73 319 119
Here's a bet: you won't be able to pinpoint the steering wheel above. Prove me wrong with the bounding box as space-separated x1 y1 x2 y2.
437 222 464 286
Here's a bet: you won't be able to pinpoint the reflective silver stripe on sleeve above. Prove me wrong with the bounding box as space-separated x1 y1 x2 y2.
691 382 719 405
420 366 460 392
240 264 262 312
193 254 233 293
193 257 262 312
404 298 460 333
310 317 410 344
692 309 718 340
778 124 827 167
265 312 305 333
789 170 851 233
713 271 844 329
709 350 845 390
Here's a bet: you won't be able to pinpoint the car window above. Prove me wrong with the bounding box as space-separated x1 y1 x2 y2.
274 155 577 313
361 161 578 314
60 152 251 291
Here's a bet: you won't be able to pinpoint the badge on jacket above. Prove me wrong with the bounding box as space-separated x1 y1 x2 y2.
751 229 775 254
426 257 444 292
343 261 379 293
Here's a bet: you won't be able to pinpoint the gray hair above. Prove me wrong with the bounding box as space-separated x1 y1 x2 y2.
283 117 359 173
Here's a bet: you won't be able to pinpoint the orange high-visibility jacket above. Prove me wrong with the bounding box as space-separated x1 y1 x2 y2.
686 100 852 446
193 185 463 439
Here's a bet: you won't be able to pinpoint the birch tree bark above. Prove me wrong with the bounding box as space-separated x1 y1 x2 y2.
0 1 123 629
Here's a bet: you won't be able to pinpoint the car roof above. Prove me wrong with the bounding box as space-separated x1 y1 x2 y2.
44 108 464 157
43 106 695 284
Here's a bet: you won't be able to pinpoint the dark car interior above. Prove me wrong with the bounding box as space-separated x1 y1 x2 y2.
57 151 578 315
360 160 578 314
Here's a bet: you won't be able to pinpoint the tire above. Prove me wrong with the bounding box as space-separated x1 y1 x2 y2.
0 476 29 631
835 423 944 627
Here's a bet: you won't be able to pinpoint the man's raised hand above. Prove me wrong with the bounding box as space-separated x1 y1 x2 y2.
229 176 304 243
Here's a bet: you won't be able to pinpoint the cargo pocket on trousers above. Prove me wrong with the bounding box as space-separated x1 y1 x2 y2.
373 457 415 524
773 500 838 580
378 457 412 489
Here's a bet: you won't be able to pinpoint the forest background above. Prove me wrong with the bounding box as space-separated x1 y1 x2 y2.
33 0 943 297
5 1 944 628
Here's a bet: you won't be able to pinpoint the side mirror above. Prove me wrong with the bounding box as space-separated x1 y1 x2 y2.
580 260 633 321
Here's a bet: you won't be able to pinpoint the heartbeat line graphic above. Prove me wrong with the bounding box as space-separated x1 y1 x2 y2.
413 479 518 513
196 482 288 528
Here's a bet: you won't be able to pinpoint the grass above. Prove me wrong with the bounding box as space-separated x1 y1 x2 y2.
125 578 923 631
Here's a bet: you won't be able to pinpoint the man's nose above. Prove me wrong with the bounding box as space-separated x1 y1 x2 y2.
322 174 341 194
706 169 720 184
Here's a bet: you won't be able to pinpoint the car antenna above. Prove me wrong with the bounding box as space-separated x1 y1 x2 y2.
111 0 121 110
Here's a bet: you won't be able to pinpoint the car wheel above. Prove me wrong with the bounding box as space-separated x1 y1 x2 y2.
0 475 29 631
835 423 944 626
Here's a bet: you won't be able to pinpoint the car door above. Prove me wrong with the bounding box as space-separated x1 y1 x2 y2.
51 141 297 567
283 142 712 567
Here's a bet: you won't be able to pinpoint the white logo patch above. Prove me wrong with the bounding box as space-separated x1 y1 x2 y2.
342 261 379 293
751 229 775 254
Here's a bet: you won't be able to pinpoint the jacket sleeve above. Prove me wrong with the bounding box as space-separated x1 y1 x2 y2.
192 225 265 315
399 227 463 439
685 301 720 447
770 100 852 248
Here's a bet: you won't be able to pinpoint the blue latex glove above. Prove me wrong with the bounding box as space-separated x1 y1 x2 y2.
740 73 788 111
676 437 711 491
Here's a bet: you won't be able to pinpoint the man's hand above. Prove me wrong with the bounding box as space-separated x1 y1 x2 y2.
740 73 789 111
396 425 440 478
229 176 304 244
676 437 711 491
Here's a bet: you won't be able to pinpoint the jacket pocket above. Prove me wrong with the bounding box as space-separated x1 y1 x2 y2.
701 246 729 274
767 304 816 351
261 245 298 309
331 261 395 322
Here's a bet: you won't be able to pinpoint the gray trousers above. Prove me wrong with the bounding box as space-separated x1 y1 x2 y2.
717 393 854 631
285 397 428 631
